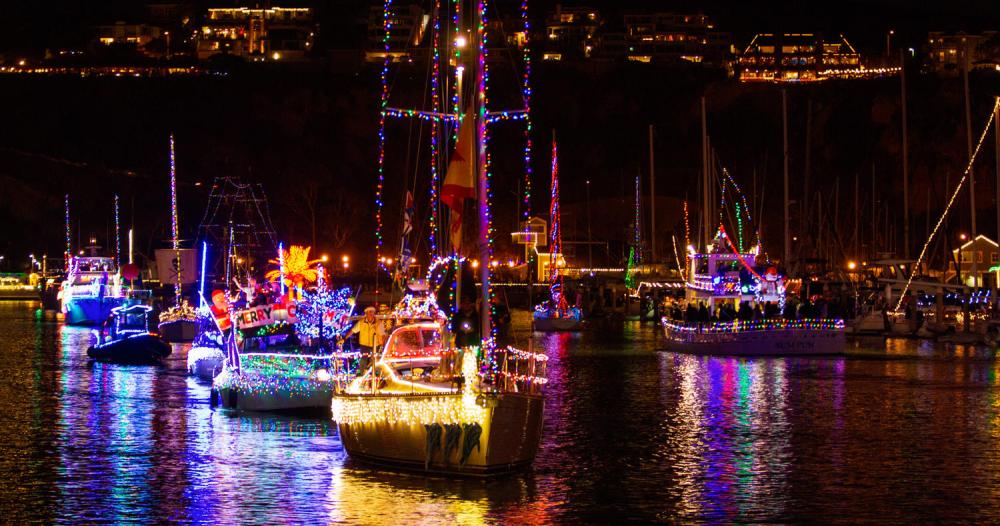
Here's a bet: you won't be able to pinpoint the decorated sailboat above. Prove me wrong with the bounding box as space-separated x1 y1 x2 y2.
158 134 199 342
533 135 582 331
332 0 548 476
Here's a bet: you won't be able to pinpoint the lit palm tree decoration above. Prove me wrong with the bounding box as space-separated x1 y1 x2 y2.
266 245 321 299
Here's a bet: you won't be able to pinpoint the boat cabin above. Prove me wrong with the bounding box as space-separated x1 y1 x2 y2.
350 321 463 394
101 304 153 342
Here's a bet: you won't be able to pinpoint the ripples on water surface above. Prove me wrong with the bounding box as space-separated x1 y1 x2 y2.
0 301 998 524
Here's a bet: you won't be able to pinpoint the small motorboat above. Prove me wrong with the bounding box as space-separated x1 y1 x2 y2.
87 304 171 364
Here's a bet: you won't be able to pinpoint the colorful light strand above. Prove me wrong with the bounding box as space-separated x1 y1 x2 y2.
662 318 845 334
114 194 121 267
64 194 71 271
520 0 533 221
374 0 394 269
634 174 642 263
428 0 443 256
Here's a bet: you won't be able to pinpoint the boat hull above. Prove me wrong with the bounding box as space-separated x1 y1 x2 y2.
159 318 198 342
187 346 225 380
335 392 544 477
64 297 130 325
216 383 333 413
662 320 845 356
87 334 172 364
533 317 583 332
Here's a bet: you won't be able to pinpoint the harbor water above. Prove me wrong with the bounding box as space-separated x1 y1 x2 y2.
1 300 998 524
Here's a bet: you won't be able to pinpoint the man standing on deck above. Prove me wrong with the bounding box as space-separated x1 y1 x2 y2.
348 306 384 372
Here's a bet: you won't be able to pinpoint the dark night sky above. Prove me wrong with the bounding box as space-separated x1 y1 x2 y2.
0 1 998 271
2 0 999 55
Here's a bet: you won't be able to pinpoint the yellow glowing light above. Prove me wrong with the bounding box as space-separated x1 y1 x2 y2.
455 36 467 49
272 52 281 60
385 257 393 266
960 233 968 241
266 245 321 289
847 261 857 270
321 254 329 262
341 255 349 263
471 259 480 269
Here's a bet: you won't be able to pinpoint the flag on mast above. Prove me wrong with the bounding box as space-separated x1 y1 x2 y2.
402 190 415 237
441 110 476 252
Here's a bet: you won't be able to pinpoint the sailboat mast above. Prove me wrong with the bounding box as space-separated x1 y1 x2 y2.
64 194 71 271
649 124 655 262
474 0 491 338
701 97 709 246
901 49 910 259
782 89 790 268
170 134 181 304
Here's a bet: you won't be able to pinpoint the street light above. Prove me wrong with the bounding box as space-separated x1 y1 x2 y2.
886 29 894 58
321 254 329 262
847 260 857 271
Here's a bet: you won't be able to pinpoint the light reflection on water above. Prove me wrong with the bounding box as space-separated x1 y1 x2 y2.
1 303 999 524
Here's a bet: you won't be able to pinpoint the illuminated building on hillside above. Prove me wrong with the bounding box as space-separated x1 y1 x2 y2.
365 4 428 63
543 4 601 60
197 6 314 61
95 22 163 51
620 13 731 66
738 33 895 82
925 31 1000 74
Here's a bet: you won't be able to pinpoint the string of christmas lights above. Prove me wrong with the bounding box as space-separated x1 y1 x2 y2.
114 194 121 267
64 194 71 271
662 318 845 334
520 0 533 222
428 0 443 256
169 134 182 303
634 174 641 263
374 0 394 269
896 98 1000 311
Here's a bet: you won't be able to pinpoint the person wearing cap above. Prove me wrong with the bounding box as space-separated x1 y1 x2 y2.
348 306 384 372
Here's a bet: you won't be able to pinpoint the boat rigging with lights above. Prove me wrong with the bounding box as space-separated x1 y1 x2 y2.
332 0 548 476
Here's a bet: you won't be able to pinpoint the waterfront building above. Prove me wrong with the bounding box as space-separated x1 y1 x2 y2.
544 4 601 60
197 6 314 61
94 22 164 54
925 31 1000 74
949 235 1000 288
620 13 731 67
738 33 894 82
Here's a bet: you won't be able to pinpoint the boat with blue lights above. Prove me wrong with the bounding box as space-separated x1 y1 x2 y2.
60 256 137 325
661 228 846 356
87 304 171 364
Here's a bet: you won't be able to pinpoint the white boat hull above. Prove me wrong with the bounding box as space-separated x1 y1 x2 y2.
662 319 845 356
187 346 226 381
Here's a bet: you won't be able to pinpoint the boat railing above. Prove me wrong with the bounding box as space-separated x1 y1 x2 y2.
663 317 845 337
488 346 549 396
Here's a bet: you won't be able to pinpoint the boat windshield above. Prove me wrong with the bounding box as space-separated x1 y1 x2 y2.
381 323 444 362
